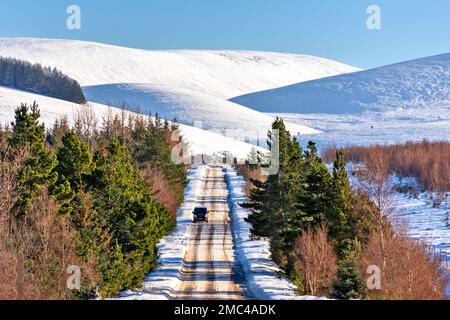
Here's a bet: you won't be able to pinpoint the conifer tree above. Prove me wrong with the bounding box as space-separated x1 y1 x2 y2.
51 130 93 214
332 241 365 300
244 118 305 268
9 102 58 216
89 140 174 296
328 149 356 255
56 130 93 191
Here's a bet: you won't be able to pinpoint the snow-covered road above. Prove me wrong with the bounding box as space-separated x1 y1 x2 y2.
118 165 322 300
173 166 246 299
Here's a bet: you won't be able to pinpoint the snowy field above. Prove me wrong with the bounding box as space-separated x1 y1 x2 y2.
232 53 450 114
0 38 357 98
0 38 338 150
274 109 450 151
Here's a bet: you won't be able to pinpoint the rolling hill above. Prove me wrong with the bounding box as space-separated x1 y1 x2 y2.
0 38 358 99
0 85 266 159
0 38 362 149
231 53 450 114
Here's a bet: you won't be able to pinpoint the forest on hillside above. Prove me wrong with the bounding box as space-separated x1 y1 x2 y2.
0 102 186 299
0 57 86 104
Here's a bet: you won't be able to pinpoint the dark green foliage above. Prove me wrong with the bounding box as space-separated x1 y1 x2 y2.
9 102 58 216
0 57 86 103
2 101 186 298
88 141 174 296
326 149 357 256
56 130 93 190
131 116 186 189
52 130 93 215
332 241 365 300
244 118 376 298
244 118 307 269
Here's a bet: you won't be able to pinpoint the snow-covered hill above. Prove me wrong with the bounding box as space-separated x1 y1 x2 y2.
1 37 357 147
231 53 450 114
0 38 358 99
0 86 265 159
83 83 319 139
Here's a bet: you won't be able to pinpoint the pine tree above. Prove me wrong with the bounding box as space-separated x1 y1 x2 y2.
88 140 174 296
0 57 86 103
244 118 306 269
51 130 93 215
332 241 365 300
297 141 332 228
328 149 356 255
9 102 58 216
247 147 259 166
56 130 93 191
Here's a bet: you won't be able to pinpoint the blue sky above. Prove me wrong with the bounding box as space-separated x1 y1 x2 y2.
0 0 449 69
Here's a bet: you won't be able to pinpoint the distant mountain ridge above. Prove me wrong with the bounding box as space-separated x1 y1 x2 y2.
230 53 450 114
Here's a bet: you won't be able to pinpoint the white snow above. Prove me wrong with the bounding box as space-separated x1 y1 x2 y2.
0 38 358 99
0 86 265 159
274 110 450 151
0 37 333 147
231 53 450 114
84 83 319 141
224 167 326 300
229 53 450 150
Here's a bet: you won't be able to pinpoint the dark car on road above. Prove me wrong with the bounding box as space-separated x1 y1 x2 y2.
192 206 209 223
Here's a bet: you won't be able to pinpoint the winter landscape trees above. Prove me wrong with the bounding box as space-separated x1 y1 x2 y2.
0 102 186 299
242 118 448 300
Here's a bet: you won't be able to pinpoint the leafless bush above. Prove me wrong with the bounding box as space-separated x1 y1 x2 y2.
361 227 448 300
141 166 179 221
0 191 98 300
73 104 99 148
0 147 29 223
235 164 266 196
294 225 338 296
323 140 450 192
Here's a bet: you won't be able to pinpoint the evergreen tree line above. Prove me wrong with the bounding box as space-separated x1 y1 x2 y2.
0 57 86 104
0 102 186 299
242 118 448 299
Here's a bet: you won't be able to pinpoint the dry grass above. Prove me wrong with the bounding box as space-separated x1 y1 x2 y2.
323 140 450 192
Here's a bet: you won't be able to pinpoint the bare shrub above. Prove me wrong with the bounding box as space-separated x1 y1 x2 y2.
361 228 448 300
141 166 179 221
323 140 450 192
0 146 30 222
73 104 99 148
0 191 99 300
235 164 266 196
294 225 338 296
